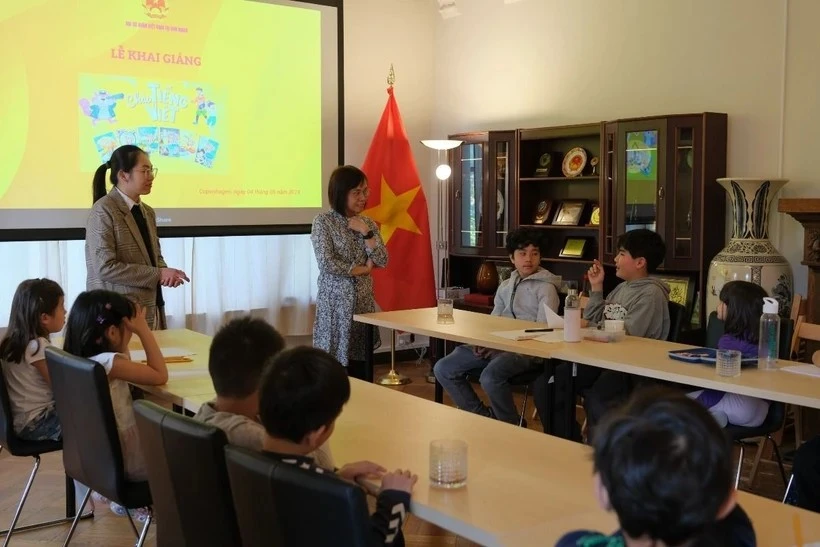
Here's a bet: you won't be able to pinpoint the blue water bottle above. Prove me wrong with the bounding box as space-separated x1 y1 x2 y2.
757 297 780 370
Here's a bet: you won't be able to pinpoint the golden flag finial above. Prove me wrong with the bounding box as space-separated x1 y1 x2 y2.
387 64 396 86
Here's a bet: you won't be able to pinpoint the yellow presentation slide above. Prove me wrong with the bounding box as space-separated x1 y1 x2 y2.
0 0 322 209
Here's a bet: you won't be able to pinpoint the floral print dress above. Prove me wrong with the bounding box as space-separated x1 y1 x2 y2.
310 210 388 366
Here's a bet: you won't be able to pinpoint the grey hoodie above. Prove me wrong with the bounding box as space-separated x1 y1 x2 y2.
584 277 670 340
492 268 562 322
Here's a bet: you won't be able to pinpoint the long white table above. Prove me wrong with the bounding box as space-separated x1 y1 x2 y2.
354 308 820 410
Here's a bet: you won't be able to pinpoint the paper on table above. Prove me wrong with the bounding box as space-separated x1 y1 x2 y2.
534 331 565 343
490 329 552 341
780 364 820 378
543 303 564 329
130 347 195 361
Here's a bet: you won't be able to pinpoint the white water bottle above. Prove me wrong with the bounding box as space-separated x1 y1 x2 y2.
758 297 780 371
564 289 581 343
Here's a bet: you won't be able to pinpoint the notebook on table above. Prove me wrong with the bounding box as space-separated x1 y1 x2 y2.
668 348 758 368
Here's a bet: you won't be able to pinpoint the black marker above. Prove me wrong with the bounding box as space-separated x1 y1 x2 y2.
524 328 554 333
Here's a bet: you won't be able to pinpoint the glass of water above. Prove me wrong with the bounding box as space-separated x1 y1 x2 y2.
437 298 454 324
716 349 742 378
429 439 467 488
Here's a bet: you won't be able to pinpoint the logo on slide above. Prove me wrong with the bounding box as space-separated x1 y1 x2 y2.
142 0 169 19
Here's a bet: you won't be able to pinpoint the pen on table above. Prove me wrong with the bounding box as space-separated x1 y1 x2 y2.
524 328 554 333
793 513 803 547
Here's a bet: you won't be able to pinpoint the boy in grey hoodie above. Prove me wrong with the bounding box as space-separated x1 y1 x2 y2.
434 228 561 424
539 229 670 439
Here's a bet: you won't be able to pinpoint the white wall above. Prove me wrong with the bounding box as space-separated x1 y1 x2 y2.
426 0 816 295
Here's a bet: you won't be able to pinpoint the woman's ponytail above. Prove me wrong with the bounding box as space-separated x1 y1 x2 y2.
92 162 109 204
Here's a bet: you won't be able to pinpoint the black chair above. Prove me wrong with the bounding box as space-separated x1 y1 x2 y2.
705 312 794 489
45 347 153 546
133 400 241 547
0 367 92 545
225 445 375 547
667 301 687 342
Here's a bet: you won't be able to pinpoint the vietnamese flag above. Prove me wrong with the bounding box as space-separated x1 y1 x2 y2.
361 87 436 311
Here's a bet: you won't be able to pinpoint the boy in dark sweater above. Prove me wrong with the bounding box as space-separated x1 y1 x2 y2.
258 346 417 546
555 388 756 547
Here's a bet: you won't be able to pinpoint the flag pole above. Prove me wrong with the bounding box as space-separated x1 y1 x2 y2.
377 329 411 386
375 63 411 387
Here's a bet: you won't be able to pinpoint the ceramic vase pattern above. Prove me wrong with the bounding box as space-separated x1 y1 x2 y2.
707 178 793 317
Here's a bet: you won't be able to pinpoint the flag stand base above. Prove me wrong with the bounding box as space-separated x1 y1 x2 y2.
379 330 412 386
377 369 411 386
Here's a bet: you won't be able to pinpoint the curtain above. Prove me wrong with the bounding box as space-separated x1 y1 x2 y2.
0 235 319 336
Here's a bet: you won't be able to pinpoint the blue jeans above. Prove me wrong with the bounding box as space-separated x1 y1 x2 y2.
18 406 62 442
433 345 539 424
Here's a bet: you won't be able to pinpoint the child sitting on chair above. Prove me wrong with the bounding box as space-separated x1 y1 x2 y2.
193 316 334 468
258 346 417 546
433 227 561 424
555 387 756 547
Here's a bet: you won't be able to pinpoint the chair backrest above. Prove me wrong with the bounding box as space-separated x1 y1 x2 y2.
667 301 687 342
793 318 820 364
44 346 131 502
225 445 373 547
133 400 241 547
705 312 793 359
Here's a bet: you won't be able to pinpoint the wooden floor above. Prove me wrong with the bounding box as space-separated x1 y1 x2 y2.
0 360 792 546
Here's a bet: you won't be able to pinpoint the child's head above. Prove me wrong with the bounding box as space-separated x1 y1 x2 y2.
615 229 666 280
718 281 768 343
259 346 350 452
591 387 735 545
505 228 543 278
209 317 285 400
63 290 136 358
0 278 65 363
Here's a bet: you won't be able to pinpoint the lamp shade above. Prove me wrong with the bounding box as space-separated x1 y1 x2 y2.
421 139 462 151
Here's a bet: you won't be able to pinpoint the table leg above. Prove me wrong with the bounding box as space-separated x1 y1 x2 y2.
537 360 556 435
431 338 445 403
365 324 375 383
567 362 577 439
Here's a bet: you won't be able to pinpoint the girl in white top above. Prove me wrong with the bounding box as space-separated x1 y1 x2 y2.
62 289 168 482
0 278 67 441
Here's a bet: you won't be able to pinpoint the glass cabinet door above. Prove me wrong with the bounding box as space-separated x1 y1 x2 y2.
487 131 516 255
602 123 618 264
664 116 703 270
620 120 666 237
451 138 487 254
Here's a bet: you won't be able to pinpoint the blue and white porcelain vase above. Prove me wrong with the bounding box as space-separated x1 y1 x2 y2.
707 178 793 317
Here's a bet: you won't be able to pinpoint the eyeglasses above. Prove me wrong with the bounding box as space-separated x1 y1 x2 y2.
351 187 370 198
137 167 159 177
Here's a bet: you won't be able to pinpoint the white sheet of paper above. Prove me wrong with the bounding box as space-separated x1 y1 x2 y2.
129 347 195 361
534 331 565 343
543 303 565 328
780 364 820 378
490 329 555 341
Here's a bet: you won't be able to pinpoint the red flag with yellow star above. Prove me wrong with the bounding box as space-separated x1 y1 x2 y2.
361 87 436 311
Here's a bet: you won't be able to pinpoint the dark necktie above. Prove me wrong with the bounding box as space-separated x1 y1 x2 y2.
131 204 165 308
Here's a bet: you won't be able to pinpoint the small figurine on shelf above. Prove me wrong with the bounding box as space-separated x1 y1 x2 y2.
589 156 600 176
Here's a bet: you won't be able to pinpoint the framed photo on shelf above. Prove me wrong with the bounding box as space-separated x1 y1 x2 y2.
533 200 553 224
588 203 601 226
559 237 589 259
552 200 586 226
650 274 696 316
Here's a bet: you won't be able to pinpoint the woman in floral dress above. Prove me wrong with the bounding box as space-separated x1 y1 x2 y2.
310 166 387 379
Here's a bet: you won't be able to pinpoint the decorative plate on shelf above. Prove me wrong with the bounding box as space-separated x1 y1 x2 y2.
562 147 587 178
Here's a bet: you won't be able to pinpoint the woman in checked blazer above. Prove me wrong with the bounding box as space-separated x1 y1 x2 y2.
85 145 189 330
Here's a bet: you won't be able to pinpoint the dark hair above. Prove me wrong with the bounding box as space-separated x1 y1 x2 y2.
209 317 285 398
505 227 544 255
719 281 768 343
258 346 351 443
92 145 146 204
0 279 64 364
327 165 367 216
592 387 733 545
63 290 136 358
616 229 666 272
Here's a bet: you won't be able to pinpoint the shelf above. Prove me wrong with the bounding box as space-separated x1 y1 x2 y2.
520 176 599 182
519 224 600 231
542 258 595 264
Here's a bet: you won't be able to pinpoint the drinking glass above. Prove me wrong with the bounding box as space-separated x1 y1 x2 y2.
429 439 467 488
437 298 454 324
716 349 742 378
